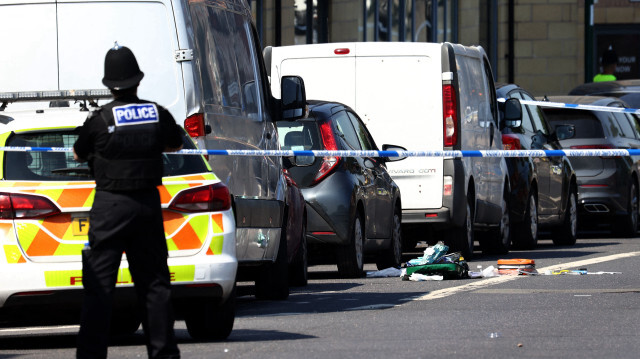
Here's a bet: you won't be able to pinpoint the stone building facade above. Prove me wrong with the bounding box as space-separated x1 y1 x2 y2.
253 0 640 96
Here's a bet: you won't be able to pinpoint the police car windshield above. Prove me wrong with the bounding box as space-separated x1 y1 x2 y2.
4 129 208 181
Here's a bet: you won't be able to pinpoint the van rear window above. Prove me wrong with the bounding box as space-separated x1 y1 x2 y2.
546 111 605 139
4 130 208 181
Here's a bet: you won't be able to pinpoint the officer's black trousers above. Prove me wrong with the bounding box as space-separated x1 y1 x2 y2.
77 189 180 359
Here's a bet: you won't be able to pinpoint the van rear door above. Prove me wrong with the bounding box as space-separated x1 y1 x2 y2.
353 43 444 210
56 1 184 118
0 2 58 92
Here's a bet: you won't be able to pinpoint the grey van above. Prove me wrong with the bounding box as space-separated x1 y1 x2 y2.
1 0 307 334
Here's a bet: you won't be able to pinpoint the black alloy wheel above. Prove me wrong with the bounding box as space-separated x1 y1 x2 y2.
337 211 365 278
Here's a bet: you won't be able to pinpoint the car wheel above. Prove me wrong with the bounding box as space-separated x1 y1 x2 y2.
513 191 538 250
614 179 638 238
255 218 290 300
446 197 474 260
375 207 402 270
482 194 511 254
553 184 578 245
289 218 308 287
184 285 236 341
336 211 365 278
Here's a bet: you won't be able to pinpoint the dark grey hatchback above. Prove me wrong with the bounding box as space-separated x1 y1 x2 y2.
277 100 404 278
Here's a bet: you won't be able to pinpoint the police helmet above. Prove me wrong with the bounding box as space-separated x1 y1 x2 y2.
102 42 145 90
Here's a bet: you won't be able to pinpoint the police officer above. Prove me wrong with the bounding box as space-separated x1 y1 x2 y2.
74 43 182 359
594 46 618 83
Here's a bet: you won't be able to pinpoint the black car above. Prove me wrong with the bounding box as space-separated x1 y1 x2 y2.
542 95 640 237
276 100 404 278
569 79 640 109
497 84 579 248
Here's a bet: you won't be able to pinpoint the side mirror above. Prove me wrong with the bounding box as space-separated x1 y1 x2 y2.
554 124 576 141
382 144 408 162
281 75 307 121
502 98 523 128
292 155 314 167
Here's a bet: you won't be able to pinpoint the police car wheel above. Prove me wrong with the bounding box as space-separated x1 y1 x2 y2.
184 286 236 341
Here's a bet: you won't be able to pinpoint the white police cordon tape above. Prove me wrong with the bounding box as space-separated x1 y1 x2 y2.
1 146 640 158
498 98 640 115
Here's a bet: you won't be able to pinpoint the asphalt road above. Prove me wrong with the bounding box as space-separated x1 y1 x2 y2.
2 231 640 359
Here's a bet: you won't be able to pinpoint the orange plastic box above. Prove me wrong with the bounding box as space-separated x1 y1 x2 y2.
497 258 536 275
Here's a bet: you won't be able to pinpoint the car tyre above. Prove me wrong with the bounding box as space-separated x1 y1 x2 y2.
446 197 474 260
289 217 308 287
513 191 538 250
255 216 290 300
184 285 236 341
553 184 577 245
614 179 638 238
482 194 511 254
375 207 402 270
337 211 365 278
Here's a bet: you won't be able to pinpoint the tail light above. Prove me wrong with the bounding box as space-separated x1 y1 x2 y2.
570 144 617 158
312 121 341 185
443 84 458 147
0 193 61 219
169 183 231 212
443 176 453 196
502 134 522 150
184 113 206 137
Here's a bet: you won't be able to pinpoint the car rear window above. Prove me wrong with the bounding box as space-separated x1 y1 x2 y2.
4 129 208 181
277 120 321 151
545 110 605 139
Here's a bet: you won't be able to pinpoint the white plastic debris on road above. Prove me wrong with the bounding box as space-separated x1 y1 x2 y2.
409 273 444 281
366 267 403 278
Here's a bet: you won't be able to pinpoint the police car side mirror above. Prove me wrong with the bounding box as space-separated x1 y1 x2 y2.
280 76 307 121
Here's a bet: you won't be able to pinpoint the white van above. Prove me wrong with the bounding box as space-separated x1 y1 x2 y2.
267 42 523 259
0 0 308 335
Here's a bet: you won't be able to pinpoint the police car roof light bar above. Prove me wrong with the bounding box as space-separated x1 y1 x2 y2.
0 89 113 111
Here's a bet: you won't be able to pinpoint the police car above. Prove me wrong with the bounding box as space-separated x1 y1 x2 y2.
0 90 237 340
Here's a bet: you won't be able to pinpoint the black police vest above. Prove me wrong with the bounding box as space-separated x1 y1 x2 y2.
92 101 164 191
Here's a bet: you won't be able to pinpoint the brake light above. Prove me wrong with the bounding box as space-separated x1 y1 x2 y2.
443 84 457 147
312 121 341 185
169 183 231 212
334 48 350 55
0 193 61 219
502 134 522 150
184 113 206 137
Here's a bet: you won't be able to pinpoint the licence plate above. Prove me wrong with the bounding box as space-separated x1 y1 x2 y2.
72 217 90 236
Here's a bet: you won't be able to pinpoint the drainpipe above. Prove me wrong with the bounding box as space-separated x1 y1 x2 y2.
585 0 595 83
508 0 514 83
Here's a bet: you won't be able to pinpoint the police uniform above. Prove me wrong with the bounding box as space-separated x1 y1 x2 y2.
74 45 181 359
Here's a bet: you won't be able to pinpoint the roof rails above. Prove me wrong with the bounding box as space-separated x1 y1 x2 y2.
0 89 113 111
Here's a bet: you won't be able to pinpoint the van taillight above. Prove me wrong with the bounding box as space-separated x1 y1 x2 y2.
502 134 522 150
0 193 61 219
313 121 341 185
184 113 206 137
443 84 457 147
335 48 350 55
169 183 231 212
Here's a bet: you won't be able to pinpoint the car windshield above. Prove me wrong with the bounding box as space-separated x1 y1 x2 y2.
4 129 208 181
277 120 322 150
545 110 605 139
